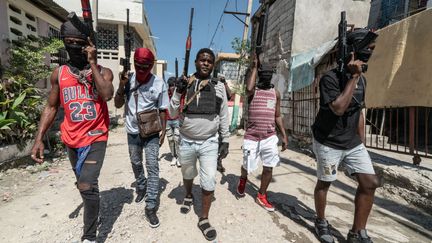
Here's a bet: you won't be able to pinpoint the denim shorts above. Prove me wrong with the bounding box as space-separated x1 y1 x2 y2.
178 136 219 191
313 139 375 182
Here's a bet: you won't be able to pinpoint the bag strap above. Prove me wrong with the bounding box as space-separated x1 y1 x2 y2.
184 78 209 107
132 81 145 114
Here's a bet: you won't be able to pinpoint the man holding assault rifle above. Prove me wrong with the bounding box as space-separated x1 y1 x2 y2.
169 8 230 241
31 1 114 242
312 12 379 243
114 9 168 228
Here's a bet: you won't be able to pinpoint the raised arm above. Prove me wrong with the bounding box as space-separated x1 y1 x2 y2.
246 55 259 97
85 38 114 101
329 53 363 116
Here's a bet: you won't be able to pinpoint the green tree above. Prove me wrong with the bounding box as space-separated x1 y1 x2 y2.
230 37 251 96
0 37 63 146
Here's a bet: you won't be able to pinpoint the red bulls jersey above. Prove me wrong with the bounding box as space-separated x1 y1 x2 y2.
58 65 109 148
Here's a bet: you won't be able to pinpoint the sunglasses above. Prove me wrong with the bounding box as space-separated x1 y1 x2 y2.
134 62 153 69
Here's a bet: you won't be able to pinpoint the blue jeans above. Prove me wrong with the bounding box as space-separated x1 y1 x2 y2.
179 136 219 191
127 133 160 209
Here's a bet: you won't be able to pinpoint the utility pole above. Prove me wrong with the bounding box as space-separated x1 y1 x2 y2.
229 0 253 132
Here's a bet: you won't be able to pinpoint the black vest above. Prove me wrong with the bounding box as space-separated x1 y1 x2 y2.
183 79 222 115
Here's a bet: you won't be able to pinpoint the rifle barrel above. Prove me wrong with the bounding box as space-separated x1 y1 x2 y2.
183 8 194 76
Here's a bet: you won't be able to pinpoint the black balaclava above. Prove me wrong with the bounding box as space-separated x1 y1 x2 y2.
60 20 89 70
257 63 274 90
346 28 378 63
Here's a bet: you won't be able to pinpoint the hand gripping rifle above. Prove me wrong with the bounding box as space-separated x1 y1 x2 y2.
67 0 97 46
183 8 194 76
120 9 132 73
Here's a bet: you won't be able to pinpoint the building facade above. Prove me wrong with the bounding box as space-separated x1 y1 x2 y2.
54 0 166 116
0 0 68 66
250 0 371 132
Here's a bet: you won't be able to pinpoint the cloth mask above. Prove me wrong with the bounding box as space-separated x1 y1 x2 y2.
134 48 155 83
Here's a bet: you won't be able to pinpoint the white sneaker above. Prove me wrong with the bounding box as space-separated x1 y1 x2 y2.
170 158 177 166
176 158 181 167
82 240 96 243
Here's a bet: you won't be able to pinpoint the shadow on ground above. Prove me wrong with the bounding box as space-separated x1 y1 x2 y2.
280 157 432 237
96 187 133 243
167 182 204 218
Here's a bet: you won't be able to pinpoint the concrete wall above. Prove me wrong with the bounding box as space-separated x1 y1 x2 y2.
368 0 383 29
0 0 63 66
0 0 9 66
252 0 371 131
291 0 371 55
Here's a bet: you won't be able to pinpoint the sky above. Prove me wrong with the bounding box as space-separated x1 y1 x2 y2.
144 0 260 78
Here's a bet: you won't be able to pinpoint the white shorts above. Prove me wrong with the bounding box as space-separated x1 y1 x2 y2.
242 135 280 173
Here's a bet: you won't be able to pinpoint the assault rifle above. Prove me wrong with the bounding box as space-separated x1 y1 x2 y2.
67 0 97 46
337 11 347 76
183 8 194 76
175 58 179 79
120 9 132 73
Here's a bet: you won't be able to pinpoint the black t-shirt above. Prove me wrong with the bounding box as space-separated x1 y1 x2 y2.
312 69 366 149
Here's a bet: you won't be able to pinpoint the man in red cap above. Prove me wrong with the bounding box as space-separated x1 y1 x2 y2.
114 47 168 228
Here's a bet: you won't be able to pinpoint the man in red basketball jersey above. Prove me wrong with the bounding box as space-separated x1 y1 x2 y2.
31 20 114 243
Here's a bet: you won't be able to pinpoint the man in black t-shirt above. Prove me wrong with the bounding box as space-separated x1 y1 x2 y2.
311 28 379 243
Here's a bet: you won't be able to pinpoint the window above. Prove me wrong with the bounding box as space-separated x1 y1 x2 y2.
49 26 60 39
8 4 21 14
9 16 22 25
10 28 23 36
27 24 36 32
25 13 36 22
97 24 118 50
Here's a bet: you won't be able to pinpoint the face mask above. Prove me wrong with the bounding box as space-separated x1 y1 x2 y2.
257 70 273 89
356 49 372 63
65 43 88 69
134 61 153 83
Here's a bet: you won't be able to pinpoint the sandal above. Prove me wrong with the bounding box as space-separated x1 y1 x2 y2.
180 195 193 214
198 217 217 241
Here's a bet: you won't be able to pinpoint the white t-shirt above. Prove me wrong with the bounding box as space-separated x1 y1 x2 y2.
124 73 169 134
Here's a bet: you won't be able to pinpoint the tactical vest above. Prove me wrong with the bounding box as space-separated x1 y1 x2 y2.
183 78 222 115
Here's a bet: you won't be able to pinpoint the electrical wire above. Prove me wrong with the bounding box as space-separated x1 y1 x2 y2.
208 0 230 48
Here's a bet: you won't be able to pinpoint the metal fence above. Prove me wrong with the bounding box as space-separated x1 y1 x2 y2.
365 107 431 159
289 83 431 160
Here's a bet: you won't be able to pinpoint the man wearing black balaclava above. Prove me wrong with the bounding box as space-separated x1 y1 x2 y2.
236 54 288 212
311 28 378 243
31 20 114 243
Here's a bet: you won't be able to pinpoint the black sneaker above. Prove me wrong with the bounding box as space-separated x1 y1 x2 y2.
314 219 334 243
347 229 373 243
135 190 146 203
145 208 160 228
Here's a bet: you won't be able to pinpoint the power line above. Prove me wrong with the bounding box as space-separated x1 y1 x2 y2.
208 0 230 48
